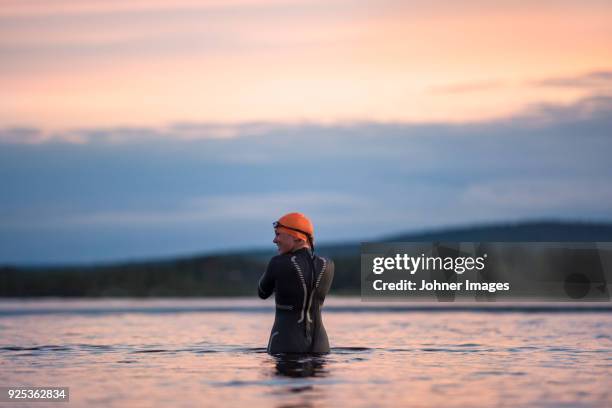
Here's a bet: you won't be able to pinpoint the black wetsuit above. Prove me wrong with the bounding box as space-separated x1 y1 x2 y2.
257 247 334 354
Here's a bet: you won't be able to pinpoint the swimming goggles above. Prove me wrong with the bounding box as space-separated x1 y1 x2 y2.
272 221 312 239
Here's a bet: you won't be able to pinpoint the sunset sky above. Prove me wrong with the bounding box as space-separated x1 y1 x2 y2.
2 0 611 131
1 0 611 263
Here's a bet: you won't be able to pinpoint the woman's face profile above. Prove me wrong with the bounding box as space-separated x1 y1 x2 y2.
273 229 297 254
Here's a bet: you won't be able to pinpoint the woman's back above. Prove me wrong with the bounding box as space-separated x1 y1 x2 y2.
258 247 334 354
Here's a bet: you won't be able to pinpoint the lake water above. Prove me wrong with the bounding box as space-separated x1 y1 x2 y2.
1 298 611 407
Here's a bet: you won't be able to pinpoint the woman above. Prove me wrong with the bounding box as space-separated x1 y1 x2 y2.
257 212 334 354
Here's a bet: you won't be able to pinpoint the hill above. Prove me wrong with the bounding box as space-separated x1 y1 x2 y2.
2 220 611 297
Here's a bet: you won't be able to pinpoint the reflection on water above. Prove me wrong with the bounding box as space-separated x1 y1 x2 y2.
0 298 610 407
273 353 329 378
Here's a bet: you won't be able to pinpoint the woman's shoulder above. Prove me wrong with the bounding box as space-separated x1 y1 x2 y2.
268 251 334 266
268 253 294 266
314 255 334 268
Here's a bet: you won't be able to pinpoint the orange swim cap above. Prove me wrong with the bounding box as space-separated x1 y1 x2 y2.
274 212 314 243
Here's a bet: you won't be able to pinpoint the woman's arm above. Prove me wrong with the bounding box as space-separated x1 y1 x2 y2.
320 259 335 302
257 258 277 299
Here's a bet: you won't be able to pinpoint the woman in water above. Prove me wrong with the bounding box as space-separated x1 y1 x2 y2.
257 212 334 354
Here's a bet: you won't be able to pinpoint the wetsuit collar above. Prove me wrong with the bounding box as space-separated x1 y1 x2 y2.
292 247 312 257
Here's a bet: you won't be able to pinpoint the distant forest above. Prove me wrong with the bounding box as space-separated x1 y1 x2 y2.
2 221 612 297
